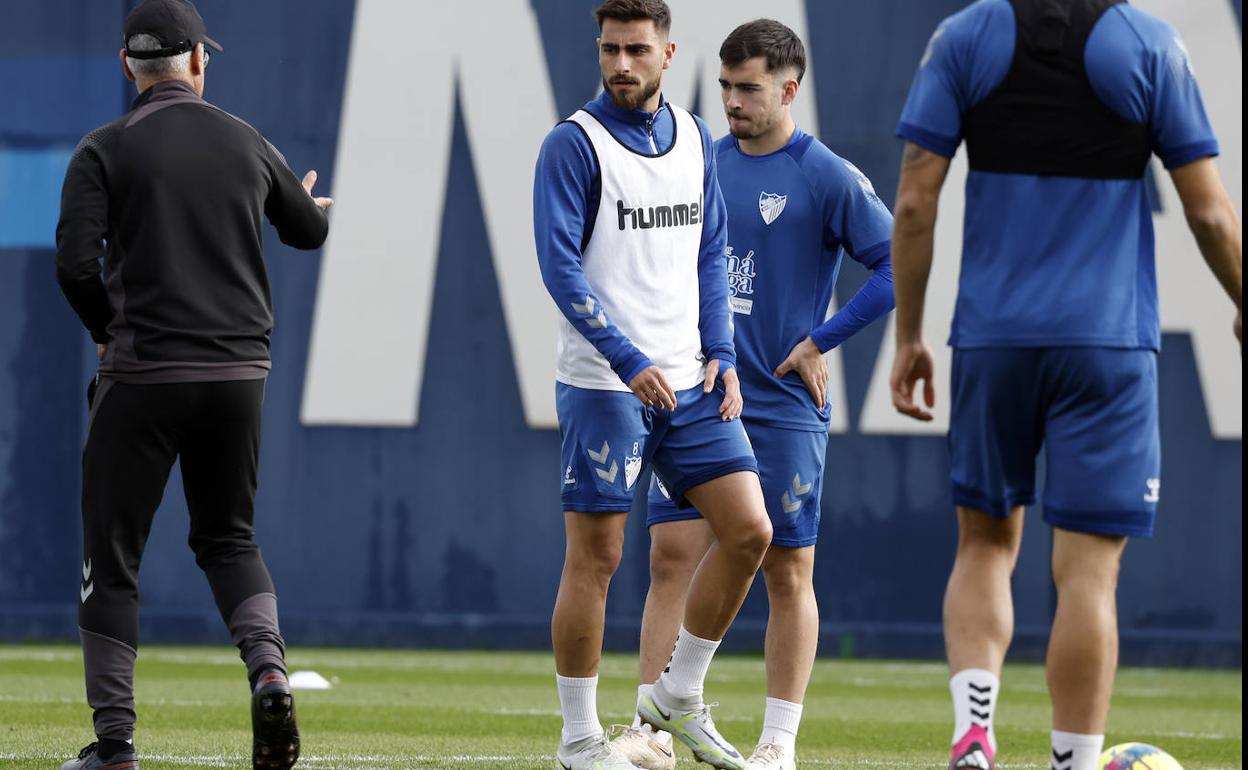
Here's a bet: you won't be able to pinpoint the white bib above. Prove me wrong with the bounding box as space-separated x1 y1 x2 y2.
557 105 707 392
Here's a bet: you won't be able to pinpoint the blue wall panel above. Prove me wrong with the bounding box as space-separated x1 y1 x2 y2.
0 0 1240 666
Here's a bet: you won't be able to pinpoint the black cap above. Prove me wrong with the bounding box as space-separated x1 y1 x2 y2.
124 0 222 60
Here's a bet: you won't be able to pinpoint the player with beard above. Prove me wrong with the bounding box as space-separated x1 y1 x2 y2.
533 2 774 769
611 19 896 770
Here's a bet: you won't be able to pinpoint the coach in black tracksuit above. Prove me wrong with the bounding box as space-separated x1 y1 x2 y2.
53 1 331 768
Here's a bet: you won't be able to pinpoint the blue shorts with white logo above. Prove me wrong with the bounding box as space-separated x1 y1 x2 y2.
647 418 828 548
557 382 758 513
950 348 1160 538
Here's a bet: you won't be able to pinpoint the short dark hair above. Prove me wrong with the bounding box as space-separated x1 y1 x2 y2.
594 0 672 36
719 18 806 83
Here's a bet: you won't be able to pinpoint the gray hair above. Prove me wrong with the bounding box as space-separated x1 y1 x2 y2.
125 33 192 78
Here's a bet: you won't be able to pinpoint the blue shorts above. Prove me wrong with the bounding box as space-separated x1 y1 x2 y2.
647 419 828 548
557 382 757 513
949 348 1160 538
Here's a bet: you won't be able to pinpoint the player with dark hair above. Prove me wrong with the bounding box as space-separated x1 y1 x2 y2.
54 1 332 767
612 18 895 770
534 1 774 768
890 2 1241 769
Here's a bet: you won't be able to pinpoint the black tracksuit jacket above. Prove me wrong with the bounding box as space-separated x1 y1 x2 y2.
55 79 329 383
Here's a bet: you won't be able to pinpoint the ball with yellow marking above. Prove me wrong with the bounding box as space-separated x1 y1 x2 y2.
1100 743 1184 770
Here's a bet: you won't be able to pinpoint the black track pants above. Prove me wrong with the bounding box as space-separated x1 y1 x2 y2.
78 378 282 740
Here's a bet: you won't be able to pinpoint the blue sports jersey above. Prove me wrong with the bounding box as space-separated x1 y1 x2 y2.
898 0 1218 351
717 128 895 430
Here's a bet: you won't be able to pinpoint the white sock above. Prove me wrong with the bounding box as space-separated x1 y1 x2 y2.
557 674 602 745
632 685 673 747
950 669 999 752
758 697 803 753
658 626 720 702
1051 730 1104 770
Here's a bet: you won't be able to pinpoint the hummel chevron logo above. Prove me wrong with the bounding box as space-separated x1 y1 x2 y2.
570 296 608 329
970 708 989 720
970 695 990 707
587 441 619 483
968 683 992 694
80 559 94 604
1052 747 1073 770
780 473 812 514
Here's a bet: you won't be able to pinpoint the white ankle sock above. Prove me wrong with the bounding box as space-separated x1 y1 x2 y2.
557 674 602 745
950 669 999 752
658 626 720 702
1051 730 1104 770
758 697 803 753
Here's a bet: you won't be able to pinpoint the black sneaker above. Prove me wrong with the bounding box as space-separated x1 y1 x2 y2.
252 668 300 769
60 743 139 770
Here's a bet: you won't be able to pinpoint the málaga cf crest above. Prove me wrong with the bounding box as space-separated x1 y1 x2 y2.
759 191 787 225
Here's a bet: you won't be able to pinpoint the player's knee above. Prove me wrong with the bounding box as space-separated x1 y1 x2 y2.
723 515 772 563
568 539 624 583
957 519 1021 564
1051 532 1126 594
1053 559 1121 597
762 550 812 598
649 538 702 585
188 534 255 570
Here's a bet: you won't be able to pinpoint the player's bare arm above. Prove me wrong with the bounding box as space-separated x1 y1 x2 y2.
889 142 949 422
1169 157 1242 343
773 336 827 411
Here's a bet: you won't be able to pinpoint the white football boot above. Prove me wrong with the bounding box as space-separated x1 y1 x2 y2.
556 732 643 770
637 678 744 769
609 724 676 770
743 742 797 770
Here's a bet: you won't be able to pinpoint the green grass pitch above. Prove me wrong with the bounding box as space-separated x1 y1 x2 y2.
0 645 1239 769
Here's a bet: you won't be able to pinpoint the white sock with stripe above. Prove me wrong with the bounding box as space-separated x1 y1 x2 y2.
658 626 720 703
951 668 999 752
1051 730 1104 770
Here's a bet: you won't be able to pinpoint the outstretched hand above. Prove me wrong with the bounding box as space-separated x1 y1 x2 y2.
302 170 334 210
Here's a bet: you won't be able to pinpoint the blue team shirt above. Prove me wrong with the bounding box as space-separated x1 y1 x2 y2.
717 128 895 430
898 0 1218 351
